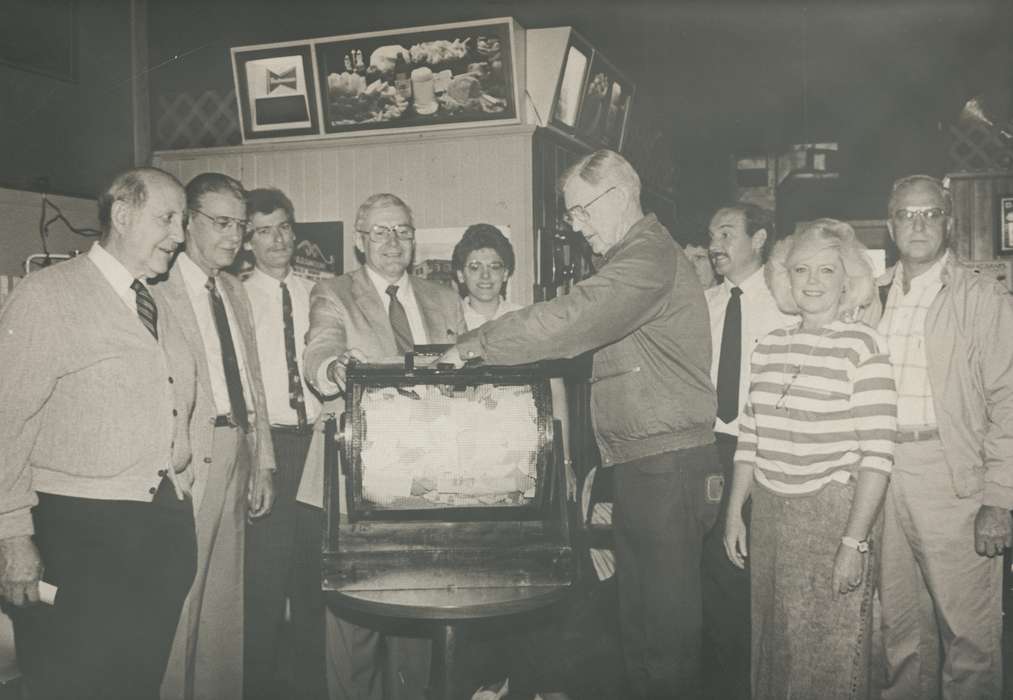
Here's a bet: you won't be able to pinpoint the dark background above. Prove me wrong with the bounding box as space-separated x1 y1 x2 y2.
0 0 1009 223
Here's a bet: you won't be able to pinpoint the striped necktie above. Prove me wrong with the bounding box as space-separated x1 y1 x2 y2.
131 279 158 340
385 284 414 355
281 281 307 429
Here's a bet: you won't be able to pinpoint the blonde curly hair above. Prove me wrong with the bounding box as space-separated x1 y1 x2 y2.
765 218 877 320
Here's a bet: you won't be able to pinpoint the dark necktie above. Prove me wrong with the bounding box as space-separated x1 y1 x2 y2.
386 284 414 355
206 276 250 432
716 286 743 423
131 279 158 340
281 281 307 429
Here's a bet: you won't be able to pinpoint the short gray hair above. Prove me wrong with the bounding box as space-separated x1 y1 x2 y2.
355 193 413 232
887 174 952 216
558 149 641 199
98 167 180 237
765 218 876 318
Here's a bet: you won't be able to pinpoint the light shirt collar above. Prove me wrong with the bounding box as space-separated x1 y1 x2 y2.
88 242 139 305
721 265 766 295
364 264 413 302
898 250 948 291
247 266 296 290
178 251 216 296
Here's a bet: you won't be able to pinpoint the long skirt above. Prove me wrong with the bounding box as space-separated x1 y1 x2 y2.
750 481 878 700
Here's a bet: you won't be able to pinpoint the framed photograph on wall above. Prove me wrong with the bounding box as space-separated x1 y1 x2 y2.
574 52 634 150
550 32 591 130
232 42 320 142
314 18 523 137
999 195 1013 256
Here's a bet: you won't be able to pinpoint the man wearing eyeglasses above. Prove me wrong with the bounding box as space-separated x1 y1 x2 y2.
240 188 326 700
299 193 464 700
441 150 719 699
155 172 276 700
877 174 1013 700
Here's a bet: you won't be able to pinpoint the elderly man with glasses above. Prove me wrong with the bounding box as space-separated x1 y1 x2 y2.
441 150 719 699
153 172 276 700
298 193 465 700
876 175 1013 700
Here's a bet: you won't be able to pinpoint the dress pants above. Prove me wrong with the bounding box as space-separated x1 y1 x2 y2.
880 438 1003 700
245 427 326 700
11 482 196 700
612 443 722 700
700 432 750 700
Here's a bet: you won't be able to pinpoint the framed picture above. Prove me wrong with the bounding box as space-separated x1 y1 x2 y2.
231 42 320 142
314 19 522 137
0 0 77 82
550 32 591 130
999 195 1013 256
575 52 634 150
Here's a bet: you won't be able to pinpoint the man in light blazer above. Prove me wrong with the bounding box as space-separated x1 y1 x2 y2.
153 172 276 700
298 193 465 700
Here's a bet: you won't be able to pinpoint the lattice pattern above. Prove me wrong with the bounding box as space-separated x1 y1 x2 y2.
947 122 1013 172
155 89 241 150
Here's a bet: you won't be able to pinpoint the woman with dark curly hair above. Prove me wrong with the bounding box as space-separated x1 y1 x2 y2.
451 223 519 329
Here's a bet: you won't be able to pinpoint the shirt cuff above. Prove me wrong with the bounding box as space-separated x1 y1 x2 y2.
316 356 341 397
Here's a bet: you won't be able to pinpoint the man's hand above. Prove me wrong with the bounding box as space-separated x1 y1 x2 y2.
974 505 1013 557
326 348 368 392
437 346 466 368
0 535 43 606
248 468 276 521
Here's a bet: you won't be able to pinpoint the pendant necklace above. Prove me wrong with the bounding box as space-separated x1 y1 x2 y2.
775 325 829 410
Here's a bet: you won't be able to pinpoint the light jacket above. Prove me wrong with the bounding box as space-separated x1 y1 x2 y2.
879 255 1013 508
458 213 716 466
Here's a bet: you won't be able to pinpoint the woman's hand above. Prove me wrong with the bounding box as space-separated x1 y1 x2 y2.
723 511 749 569
832 544 865 595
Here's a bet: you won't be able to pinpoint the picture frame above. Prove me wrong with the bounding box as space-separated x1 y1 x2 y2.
231 42 320 142
0 0 78 83
574 51 635 151
998 195 1013 256
550 32 592 131
314 18 523 137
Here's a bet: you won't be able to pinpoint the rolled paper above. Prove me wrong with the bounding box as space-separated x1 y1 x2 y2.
38 581 57 606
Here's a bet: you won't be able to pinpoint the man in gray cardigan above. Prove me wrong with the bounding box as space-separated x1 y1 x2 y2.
0 167 198 700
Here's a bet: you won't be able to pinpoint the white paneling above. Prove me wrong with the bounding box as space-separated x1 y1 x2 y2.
154 125 536 303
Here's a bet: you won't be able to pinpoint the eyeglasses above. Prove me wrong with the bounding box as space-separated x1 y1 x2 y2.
892 207 947 223
250 221 295 238
190 208 248 233
358 224 416 242
464 261 507 274
564 186 617 226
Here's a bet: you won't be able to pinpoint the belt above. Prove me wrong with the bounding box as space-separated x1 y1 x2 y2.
214 414 237 428
897 427 940 443
271 424 313 435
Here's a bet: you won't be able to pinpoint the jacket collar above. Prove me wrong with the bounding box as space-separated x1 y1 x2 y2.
602 213 659 264
878 249 958 289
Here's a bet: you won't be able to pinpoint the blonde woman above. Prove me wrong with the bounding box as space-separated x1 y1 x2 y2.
722 219 897 699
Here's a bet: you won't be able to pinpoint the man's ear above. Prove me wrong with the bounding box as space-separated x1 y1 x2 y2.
111 199 133 233
354 233 365 256
242 241 252 253
752 227 768 255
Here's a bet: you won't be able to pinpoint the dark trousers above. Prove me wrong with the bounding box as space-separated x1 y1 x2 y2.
10 483 196 700
244 427 327 700
701 433 751 700
612 443 721 700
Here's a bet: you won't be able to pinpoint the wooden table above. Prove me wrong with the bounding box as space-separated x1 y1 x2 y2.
329 583 570 700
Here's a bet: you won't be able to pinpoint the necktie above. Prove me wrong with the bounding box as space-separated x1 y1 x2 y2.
281 281 307 429
386 284 414 355
131 279 158 340
206 276 250 432
716 286 743 423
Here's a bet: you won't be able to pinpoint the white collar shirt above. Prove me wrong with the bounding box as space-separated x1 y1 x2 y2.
88 242 139 314
363 266 429 345
706 266 795 436
244 268 321 425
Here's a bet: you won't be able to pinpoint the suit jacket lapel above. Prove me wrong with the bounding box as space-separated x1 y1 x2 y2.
351 268 399 355
414 281 452 346
158 268 213 397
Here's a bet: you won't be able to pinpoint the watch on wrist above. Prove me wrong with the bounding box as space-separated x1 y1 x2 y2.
841 536 870 553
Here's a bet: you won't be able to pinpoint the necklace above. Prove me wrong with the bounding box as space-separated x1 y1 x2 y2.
775 325 829 410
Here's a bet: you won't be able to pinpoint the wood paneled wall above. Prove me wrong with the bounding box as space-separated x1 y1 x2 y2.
948 171 1013 261
153 124 537 305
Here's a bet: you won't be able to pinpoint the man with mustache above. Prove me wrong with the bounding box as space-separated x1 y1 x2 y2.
0 167 198 700
241 187 326 700
701 203 791 700
155 172 276 700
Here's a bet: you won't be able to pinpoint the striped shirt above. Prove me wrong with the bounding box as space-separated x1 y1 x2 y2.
735 321 897 496
877 252 947 427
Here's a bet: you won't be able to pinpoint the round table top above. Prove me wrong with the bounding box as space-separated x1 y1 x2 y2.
328 583 570 621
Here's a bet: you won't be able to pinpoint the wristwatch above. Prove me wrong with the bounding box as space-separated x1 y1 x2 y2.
841 536 870 553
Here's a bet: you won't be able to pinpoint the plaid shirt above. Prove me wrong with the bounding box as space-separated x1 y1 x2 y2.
877 252 948 427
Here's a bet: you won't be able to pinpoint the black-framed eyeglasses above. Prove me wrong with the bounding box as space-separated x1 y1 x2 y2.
563 186 617 225
357 224 416 242
892 207 947 223
250 221 295 238
190 208 248 233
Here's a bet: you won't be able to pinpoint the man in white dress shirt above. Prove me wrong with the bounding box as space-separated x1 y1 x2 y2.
242 188 326 700
700 203 793 700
